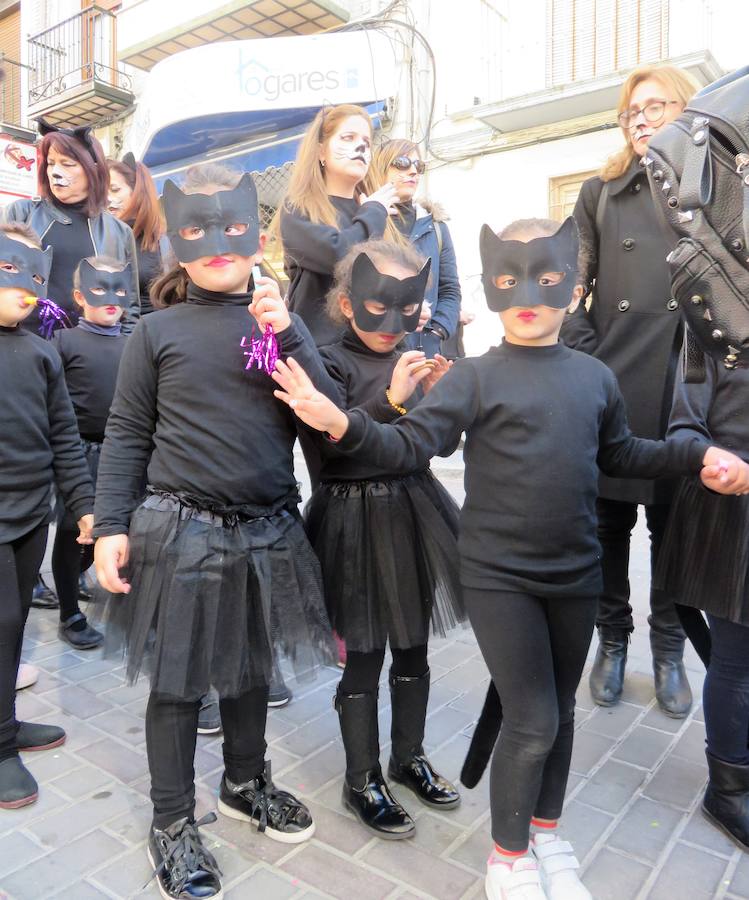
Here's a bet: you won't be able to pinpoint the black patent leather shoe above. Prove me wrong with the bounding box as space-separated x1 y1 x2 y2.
388 754 461 809
589 630 627 707
30 575 58 610
342 769 415 839
146 813 223 899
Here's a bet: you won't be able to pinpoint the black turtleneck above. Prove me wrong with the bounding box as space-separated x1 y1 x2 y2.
39 198 94 328
0 324 94 542
334 339 709 597
52 320 127 440
317 326 424 481
94 282 339 536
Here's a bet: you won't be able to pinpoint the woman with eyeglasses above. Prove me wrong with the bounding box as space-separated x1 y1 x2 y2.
367 140 461 358
561 64 699 719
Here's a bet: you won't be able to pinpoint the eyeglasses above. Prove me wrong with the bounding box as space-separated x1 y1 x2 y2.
391 156 426 174
617 99 680 128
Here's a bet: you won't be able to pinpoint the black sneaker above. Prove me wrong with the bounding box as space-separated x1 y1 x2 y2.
0 756 38 809
59 613 103 650
217 761 314 844
16 721 66 752
267 666 292 708
146 813 223 900
197 689 222 736
30 575 59 610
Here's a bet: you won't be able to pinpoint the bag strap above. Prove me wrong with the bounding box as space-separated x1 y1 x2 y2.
434 219 443 256
682 324 707 384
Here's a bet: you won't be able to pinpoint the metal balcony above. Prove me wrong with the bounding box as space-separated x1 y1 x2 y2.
27 5 134 128
0 56 36 140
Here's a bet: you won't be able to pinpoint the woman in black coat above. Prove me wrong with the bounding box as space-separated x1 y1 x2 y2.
561 64 698 718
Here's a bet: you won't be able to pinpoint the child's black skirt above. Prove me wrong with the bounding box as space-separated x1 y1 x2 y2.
101 489 336 701
305 469 464 652
656 476 749 625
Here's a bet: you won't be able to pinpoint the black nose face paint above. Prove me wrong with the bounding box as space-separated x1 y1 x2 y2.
480 217 580 312
348 252 431 333
162 173 260 264
0 232 53 298
77 258 132 307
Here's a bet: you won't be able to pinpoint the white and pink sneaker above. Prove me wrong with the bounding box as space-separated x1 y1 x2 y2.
485 853 548 900
531 833 591 900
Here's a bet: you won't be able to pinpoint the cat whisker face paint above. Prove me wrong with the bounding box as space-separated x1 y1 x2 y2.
162 173 261 264
49 166 72 188
0 232 53 298
479 217 580 312
349 252 431 333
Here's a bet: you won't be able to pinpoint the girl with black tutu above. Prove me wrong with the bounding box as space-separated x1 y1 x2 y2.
51 256 129 651
656 356 749 850
93 163 337 900
304 239 464 839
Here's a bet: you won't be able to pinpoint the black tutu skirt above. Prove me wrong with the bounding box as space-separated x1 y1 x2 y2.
305 469 464 652
102 489 336 700
656 477 749 625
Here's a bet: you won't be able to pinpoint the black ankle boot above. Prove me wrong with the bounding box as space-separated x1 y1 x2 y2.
703 751 749 849
589 628 628 707
334 686 414 839
388 670 460 809
650 631 692 718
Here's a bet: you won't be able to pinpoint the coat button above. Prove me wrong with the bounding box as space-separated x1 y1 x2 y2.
731 239 744 252
618 299 630 311
622 238 635 250
667 298 679 311
632 183 641 192
690 294 702 305
712 329 724 341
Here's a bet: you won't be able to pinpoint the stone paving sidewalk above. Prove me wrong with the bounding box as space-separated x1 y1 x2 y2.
2 464 748 899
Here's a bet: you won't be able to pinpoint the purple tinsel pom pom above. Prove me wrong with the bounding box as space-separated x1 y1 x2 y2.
35 298 72 340
241 324 280 375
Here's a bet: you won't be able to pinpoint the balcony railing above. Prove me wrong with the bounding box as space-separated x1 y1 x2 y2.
0 56 34 133
27 5 133 126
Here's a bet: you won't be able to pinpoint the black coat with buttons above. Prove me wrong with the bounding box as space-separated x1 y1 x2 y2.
560 159 682 505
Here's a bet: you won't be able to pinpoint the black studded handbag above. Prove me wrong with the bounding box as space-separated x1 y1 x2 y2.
645 66 749 381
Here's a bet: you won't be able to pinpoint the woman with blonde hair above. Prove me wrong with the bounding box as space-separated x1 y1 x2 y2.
561 64 699 718
367 139 461 357
278 104 398 346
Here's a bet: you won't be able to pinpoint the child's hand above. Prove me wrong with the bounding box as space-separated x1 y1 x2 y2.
389 350 434 405
415 302 431 333
249 277 291 334
421 353 452 394
95 534 131 594
273 357 349 439
76 514 94 545
701 448 749 494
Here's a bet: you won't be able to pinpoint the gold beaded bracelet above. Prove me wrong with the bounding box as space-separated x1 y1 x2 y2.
385 388 407 415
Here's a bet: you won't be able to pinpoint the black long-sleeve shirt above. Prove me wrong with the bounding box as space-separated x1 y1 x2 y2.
667 355 749 462
334 340 708 596
52 323 127 440
317 327 425 482
281 198 388 346
93 284 339 536
0 325 94 542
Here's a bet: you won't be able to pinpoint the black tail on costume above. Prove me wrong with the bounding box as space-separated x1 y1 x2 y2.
675 603 711 668
460 681 503 789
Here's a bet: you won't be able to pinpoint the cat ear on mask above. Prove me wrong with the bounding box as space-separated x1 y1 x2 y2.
37 118 57 137
351 250 380 290
161 179 185 217
556 216 580 258
412 256 432 294
479 224 502 268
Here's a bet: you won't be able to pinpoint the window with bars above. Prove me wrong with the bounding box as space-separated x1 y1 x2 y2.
548 0 670 87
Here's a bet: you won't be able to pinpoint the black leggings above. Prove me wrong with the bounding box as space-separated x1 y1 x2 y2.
339 644 429 694
51 522 93 622
146 685 270 829
464 588 597 852
0 524 49 762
